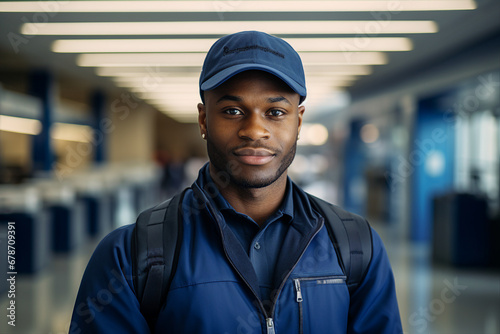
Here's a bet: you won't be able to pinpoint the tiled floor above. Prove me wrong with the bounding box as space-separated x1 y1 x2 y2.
377 223 500 334
0 222 498 334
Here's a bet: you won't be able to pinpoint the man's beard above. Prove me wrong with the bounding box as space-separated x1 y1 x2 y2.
206 137 296 189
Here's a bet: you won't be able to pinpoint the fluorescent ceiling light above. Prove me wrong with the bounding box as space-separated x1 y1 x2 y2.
78 52 386 67
54 39 217 52
300 52 387 65
51 123 92 143
112 77 199 90
1 1 477 13
139 92 202 100
0 115 41 135
45 21 436 38
287 38 412 52
149 98 200 107
96 65 372 77
77 53 206 67
151 103 198 113
96 67 202 77
113 74 357 86
53 37 412 53
112 76 199 84
305 68 372 76
304 65 372 72
117 82 198 91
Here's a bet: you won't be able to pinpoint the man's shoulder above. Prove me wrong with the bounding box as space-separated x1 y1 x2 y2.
90 223 136 264
303 191 367 223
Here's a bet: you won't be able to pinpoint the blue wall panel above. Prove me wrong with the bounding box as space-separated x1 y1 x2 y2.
411 107 455 242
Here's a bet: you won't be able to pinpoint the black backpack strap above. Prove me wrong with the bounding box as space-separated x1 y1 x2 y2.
308 194 373 293
132 188 187 330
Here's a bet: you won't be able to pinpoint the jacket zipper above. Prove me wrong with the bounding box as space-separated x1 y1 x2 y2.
292 275 347 302
294 279 304 334
294 279 303 302
266 317 275 334
204 189 324 334
206 199 274 331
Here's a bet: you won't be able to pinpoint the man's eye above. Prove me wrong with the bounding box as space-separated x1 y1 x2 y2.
269 109 285 117
224 108 243 116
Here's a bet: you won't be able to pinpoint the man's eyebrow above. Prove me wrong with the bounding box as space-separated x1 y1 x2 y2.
216 95 242 104
268 96 291 105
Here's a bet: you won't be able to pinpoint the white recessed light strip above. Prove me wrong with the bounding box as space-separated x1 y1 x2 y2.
300 52 387 65
78 52 387 67
289 38 412 52
53 37 412 53
112 74 358 86
77 53 206 67
0 115 42 135
0 1 477 13
138 92 200 100
96 67 202 77
96 65 373 77
150 103 198 113
115 81 198 90
304 65 372 73
51 123 93 143
112 76 199 85
43 21 436 38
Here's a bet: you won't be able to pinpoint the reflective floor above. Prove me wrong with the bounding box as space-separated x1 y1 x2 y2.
0 222 498 334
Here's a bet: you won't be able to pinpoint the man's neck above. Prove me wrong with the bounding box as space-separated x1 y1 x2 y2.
210 168 288 226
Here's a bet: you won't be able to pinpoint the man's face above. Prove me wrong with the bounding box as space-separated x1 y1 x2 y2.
198 70 305 189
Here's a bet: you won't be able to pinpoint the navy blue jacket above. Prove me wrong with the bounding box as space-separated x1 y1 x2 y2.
70 171 402 333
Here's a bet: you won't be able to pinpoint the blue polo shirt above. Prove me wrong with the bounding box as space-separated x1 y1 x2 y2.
196 164 294 304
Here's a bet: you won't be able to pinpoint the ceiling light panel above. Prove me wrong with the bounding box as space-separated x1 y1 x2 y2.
304 66 373 75
42 21 436 38
300 52 387 65
77 53 206 67
0 115 42 135
96 65 372 77
96 67 202 76
1 1 477 13
287 38 412 52
78 52 387 67
53 37 413 53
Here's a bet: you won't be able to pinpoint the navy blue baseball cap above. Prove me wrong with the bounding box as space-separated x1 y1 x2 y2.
199 31 307 103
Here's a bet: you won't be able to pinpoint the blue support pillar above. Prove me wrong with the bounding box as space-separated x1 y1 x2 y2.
29 70 55 173
410 104 455 242
343 119 368 216
91 90 106 163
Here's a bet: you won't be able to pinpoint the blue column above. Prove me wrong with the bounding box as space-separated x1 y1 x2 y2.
343 119 368 216
91 90 106 163
29 70 54 172
410 104 455 242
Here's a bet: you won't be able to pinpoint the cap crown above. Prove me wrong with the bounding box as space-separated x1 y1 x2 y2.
199 31 306 102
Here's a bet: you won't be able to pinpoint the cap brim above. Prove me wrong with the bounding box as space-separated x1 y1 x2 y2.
200 63 307 98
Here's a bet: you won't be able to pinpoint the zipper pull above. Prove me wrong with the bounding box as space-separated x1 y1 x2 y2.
266 318 275 334
294 279 303 303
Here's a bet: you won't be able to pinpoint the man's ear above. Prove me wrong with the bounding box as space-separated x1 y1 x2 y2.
198 103 207 137
297 105 305 138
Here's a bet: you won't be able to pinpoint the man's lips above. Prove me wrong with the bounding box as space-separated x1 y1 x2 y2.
233 148 275 165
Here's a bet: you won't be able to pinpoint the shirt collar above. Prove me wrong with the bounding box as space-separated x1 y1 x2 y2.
193 163 294 223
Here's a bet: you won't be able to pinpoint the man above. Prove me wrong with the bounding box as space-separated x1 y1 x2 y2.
70 31 402 333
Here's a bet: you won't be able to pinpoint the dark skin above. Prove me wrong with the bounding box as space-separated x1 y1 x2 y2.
198 70 305 225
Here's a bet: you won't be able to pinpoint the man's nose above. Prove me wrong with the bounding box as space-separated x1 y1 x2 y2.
238 113 270 141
